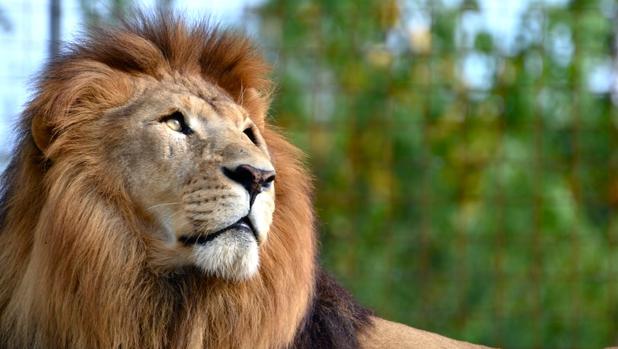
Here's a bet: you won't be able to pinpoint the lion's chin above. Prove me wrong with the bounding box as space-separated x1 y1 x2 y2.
191 231 260 281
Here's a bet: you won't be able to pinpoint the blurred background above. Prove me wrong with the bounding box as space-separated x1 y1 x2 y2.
1 0 617 348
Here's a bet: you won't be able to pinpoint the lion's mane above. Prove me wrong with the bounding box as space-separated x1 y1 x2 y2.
0 12 370 349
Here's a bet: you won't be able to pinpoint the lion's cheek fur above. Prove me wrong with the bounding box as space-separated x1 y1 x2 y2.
2 174 145 348
250 185 275 240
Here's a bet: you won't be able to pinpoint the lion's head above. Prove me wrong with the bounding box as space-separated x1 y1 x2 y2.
0 13 316 348
99 74 277 281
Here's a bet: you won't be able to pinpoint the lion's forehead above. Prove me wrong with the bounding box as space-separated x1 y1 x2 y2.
179 95 246 124
139 75 246 121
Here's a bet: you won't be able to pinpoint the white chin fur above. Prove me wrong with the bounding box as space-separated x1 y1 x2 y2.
192 232 259 281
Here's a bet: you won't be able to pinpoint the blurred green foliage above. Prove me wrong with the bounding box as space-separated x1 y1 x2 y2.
257 0 618 348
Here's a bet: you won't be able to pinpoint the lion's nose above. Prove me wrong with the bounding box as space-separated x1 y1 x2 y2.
223 164 276 203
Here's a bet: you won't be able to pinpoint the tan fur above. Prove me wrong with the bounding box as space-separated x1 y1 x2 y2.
360 317 492 349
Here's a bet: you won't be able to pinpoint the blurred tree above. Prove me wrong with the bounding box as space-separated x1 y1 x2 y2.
0 7 12 32
257 0 618 348
50 0 61 58
80 0 131 25
79 0 173 26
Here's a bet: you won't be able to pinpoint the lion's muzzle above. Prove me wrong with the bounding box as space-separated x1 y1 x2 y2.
179 216 257 245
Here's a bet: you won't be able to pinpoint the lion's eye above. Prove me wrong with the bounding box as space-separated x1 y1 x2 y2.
161 111 193 135
166 118 181 132
243 127 258 146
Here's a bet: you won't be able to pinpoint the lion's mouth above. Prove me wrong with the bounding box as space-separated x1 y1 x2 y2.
179 216 257 246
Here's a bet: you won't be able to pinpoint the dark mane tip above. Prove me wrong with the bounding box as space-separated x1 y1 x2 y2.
293 268 373 349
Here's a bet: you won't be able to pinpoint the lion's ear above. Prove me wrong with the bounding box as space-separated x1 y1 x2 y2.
243 87 270 128
31 114 52 154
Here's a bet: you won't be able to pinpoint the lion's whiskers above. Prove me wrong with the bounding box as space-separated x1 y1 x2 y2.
146 201 183 212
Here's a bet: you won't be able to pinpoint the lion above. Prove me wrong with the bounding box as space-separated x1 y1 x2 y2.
0 12 490 349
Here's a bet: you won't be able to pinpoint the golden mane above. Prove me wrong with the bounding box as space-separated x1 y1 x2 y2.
0 12 319 348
